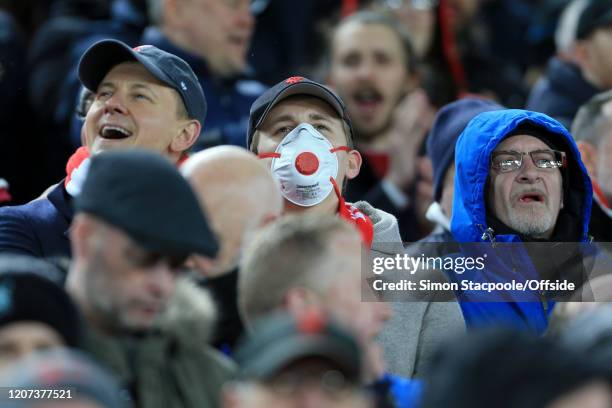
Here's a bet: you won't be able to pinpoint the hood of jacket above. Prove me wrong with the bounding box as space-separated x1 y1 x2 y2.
451 109 592 244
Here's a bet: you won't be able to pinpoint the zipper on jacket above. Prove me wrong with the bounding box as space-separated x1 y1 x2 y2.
477 224 497 247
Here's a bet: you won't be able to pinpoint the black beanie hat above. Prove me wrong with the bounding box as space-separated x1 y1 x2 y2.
502 121 567 152
0 255 82 348
427 98 504 202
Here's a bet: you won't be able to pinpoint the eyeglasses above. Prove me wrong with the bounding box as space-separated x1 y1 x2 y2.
490 150 567 173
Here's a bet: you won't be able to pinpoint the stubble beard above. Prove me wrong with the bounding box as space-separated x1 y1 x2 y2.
507 203 556 238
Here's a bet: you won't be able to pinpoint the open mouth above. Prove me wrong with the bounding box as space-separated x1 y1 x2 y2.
353 88 383 106
518 192 544 203
99 125 132 140
228 34 248 48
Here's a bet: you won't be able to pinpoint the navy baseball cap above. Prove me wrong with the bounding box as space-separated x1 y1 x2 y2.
576 0 612 39
78 39 207 126
234 311 362 383
247 76 354 150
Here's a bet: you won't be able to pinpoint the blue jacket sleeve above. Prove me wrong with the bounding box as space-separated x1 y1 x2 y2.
0 206 42 257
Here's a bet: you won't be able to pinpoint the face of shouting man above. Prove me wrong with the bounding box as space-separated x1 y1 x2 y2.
487 135 565 239
329 20 414 143
84 62 200 162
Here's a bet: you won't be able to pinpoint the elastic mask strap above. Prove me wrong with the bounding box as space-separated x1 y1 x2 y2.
259 146 349 159
258 152 281 159
330 147 349 201
330 177 342 201
330 146 351 153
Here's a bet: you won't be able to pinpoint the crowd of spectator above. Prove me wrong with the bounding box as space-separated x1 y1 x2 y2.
2 0 612 407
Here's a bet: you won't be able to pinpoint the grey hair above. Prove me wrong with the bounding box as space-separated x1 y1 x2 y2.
571 90 612 146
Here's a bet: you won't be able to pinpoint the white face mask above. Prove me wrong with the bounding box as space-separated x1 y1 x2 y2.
261 123 349 207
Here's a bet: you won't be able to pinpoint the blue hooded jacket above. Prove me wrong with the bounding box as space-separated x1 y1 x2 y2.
449 109 593 334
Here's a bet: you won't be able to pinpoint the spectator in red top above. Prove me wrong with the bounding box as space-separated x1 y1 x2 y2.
328 11 436 242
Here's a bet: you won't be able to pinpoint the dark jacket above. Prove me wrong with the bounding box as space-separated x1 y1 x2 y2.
141 28 265 149
589 198 612 244
450 109 593 334
197 268 244 354
0 183 72 258
84 278 235 408
526 57 600 129
345 155 422 242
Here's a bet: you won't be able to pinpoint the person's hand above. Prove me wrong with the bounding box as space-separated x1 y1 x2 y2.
384 88 435 193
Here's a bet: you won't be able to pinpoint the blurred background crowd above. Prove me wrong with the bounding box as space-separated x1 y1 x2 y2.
0 0 600 208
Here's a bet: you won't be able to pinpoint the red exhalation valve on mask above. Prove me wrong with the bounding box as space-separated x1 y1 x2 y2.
295 152 319 175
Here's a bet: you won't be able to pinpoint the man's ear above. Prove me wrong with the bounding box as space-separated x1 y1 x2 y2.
70 214 93 261
326 71 336 89
577 141 598 179
221 383 242 408
171 120 201 153
250 130 261 154
284 288 327 321
284 287 315 316
345 149 362 180
185 254 216 278
574 40 592 71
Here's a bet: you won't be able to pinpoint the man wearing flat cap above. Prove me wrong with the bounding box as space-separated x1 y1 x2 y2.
66 149 233 408
0 39 207 259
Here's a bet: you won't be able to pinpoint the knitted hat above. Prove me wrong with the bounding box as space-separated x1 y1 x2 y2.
427 98 504 202
0 255 82 348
